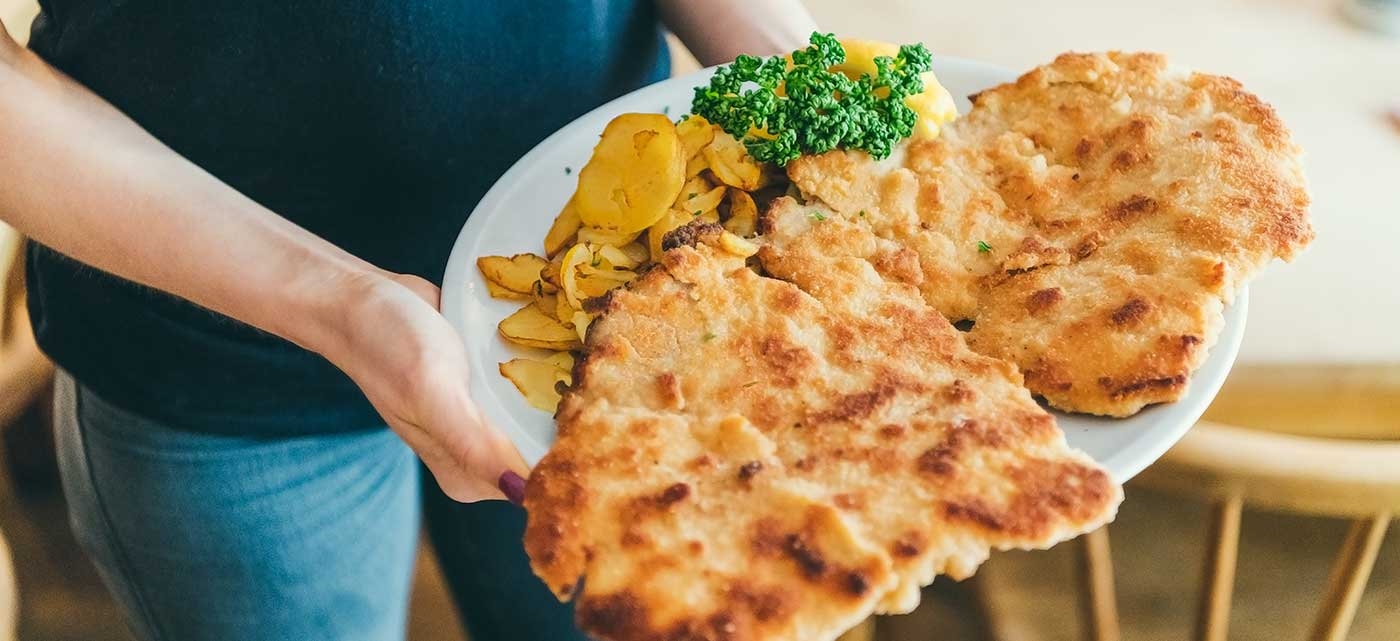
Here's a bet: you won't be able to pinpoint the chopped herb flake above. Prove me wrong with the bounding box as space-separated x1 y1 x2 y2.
859 210 867 217
977 240 993 253
702 331 717 341
693 210 702 217
810 211 827 222
688 192 697 199
564 166 572 175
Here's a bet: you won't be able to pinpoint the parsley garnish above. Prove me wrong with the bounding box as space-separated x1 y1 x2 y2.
691 32 932 166
859 210 867 217
564 166 572 175
688 192 697 199
702 331 717 342
810 211 827 222
693 210 702 217
977 240 993 253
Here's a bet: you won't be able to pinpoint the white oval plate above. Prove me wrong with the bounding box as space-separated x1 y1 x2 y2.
442 58 1246 484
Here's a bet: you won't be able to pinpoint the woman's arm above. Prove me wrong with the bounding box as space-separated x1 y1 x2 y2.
0 21 525 502
656 0 819 65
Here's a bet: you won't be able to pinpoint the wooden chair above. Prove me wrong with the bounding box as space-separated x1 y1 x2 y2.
1071 418 1400 641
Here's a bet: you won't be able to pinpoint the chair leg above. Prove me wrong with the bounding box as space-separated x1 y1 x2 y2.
1197 496 1244 641
0 527 14 641
1076 526 1120 641
1307 513 1390 641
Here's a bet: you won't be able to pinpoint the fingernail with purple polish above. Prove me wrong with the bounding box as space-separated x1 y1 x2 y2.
499 470 526 505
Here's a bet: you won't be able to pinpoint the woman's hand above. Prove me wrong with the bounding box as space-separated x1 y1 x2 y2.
326 272 530 503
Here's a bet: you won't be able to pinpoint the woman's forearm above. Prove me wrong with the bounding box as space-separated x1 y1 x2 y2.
0 25 379 359
657 0 819 66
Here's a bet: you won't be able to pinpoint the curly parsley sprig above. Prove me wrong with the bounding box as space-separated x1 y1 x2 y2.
690 32 932 166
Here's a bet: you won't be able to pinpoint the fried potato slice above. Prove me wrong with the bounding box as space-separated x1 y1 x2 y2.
675 185 727 218
647 209 695 261
545 198 583 258
559 244 593 309
577 227 642 246
500 355 575 412
478 253 554 296
498 303 582 351
576 274 624 299
722 189 759 238
571 311 593 343
557 290 578 325
684 153 709 179
676 114 717 160
618 242 649 265
533 287 561 320
596 244 641 270
575 113 686 235
703 131 763 191
484 279 531 301
674 176 715 207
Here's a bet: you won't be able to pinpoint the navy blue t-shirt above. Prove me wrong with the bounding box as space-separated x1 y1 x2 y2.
25 1 670 435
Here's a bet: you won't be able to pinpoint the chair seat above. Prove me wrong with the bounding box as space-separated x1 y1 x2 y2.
1135 421 1400 519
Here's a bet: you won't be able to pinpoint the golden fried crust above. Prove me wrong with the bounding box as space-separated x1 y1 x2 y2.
786 51 1312 416
526 222 1121 641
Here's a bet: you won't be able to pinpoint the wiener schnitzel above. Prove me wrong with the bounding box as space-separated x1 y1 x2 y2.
525 224 1120 641
785 52 1312 415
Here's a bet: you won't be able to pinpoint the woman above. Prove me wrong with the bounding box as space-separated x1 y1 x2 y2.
0 2 817 639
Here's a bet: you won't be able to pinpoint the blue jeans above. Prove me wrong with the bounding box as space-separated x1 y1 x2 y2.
53 371 585 641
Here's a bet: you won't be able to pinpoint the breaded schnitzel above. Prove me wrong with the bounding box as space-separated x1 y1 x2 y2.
524 224 1120 641
785 52 1312 416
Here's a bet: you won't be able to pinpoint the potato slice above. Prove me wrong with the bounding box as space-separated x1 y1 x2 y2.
576 226 641 246
596 244 640 270
579 264 637 284
571 311 593 343
684 153 709 179
647 208 694 260
703 131 763 191
557 290 578 324
533 287 560 320
487 279 529 300
543 351 575 373
718 231 760 258
478 253 554 295
575 113 685 235
618 242 649 265
498 304 582 350
674 176 714 208
499 356 573 413
559 244 593 309
540 252 565 289
576 274 622 299
544 198 583 258
722 189 759 238
676 115 716 160
676 185 727 217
